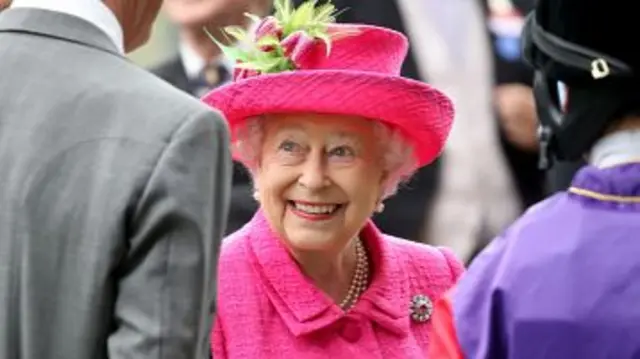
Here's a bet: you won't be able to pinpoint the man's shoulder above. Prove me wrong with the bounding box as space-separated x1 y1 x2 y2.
103 58 200 111
464 192 579 276
89 57 226 136
506 192 573 240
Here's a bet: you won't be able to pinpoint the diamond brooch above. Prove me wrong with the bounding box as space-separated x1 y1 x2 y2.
410 294 433 323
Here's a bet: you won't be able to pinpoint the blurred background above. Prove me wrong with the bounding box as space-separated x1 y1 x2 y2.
128 13 178 68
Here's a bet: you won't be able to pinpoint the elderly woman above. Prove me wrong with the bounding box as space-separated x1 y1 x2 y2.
202 1 464 357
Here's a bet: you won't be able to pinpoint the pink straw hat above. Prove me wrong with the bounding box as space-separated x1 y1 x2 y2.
201 4 454 167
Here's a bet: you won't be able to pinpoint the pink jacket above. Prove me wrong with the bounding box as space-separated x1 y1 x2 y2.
212 211 464 358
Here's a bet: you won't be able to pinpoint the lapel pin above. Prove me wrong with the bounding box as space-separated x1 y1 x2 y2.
410 294 433 323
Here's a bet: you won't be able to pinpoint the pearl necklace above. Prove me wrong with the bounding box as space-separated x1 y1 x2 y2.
339 238 369 311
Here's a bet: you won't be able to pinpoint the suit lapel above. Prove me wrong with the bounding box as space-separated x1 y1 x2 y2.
0 8 121 57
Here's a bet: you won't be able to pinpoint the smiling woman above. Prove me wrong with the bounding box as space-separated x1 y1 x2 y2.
201 0 465 357
255 113 391 256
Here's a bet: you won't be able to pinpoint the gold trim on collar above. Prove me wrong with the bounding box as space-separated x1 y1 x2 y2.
597 159 640 169
568 187 640 203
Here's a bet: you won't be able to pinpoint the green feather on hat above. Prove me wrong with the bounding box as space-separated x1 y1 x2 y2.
204 0 358 75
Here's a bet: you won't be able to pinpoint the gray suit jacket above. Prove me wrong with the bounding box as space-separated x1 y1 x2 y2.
0 8 231 359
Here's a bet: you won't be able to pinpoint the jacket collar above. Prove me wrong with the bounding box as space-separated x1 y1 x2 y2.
0 8 121 56
246 210 411 337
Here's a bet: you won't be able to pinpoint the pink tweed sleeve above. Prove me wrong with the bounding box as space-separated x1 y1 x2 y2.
211 316 226 358
437 246 465 282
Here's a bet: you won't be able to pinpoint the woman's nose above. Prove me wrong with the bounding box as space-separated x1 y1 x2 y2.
297 156 329 190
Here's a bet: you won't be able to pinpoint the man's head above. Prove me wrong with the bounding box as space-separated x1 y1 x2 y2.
522 0 640 165
0 0 11 11
163 0 272 30
103 0 164 53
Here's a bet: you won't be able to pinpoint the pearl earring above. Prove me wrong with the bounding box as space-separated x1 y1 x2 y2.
375 202 385 213
252 191 260 202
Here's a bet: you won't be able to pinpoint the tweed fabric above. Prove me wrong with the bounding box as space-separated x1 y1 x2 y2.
211 210 464 358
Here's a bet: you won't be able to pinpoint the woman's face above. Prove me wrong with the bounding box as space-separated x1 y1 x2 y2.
255 113 386 254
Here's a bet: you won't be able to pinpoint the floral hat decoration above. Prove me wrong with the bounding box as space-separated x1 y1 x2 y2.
201 0 455 167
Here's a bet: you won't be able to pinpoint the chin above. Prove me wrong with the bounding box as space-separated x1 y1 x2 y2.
281 205 351 253
284 231 341 253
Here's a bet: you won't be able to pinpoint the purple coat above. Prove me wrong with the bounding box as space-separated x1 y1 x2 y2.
429 163 640 358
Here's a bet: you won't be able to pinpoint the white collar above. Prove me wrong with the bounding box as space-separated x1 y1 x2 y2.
178 41 235 80
11 0 124 54
179 20 262 80
590 129 640 168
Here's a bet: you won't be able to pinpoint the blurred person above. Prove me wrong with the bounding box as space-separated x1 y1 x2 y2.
153 0 273 235
202 2 464 357
0 1 231 358
487 0 543 205
155 0 273 97
296 0 544 264
490 0 582 200
0 0 10 11
466 0 544 259
429 0 640 357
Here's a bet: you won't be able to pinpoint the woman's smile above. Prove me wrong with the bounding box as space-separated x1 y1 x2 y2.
287 200 345 222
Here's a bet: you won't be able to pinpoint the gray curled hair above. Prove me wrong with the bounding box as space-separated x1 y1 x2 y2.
233 116 418 199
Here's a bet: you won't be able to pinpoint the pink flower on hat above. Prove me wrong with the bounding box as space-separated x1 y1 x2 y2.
233 67 260 81
233 17 326 81
280 31 324 70
254 16 284 44
254 16 323 66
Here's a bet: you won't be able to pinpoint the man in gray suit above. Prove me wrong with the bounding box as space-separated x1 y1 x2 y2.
0 1 232 359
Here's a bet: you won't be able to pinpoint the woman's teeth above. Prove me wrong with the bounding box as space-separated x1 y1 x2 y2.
292 202 338 214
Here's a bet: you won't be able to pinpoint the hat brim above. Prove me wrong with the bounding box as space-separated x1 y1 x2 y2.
201 70 454 167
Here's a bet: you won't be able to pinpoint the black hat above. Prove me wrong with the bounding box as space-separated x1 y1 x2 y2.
522 0 640 166
526 0 636 84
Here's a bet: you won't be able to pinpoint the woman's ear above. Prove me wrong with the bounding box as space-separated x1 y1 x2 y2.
250 165 264 202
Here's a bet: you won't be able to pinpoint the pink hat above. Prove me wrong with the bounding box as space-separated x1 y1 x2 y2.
201 3 454 167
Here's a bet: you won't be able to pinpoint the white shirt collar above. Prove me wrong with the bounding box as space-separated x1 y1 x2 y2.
590 129 640 168
178 41 235 80
179 20 262 81
11 0 124 54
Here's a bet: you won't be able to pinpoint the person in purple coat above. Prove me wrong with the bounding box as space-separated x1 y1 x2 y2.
427 0 640 358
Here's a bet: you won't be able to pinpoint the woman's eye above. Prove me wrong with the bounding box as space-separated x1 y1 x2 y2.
329 146 355 158
278 140 299 152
